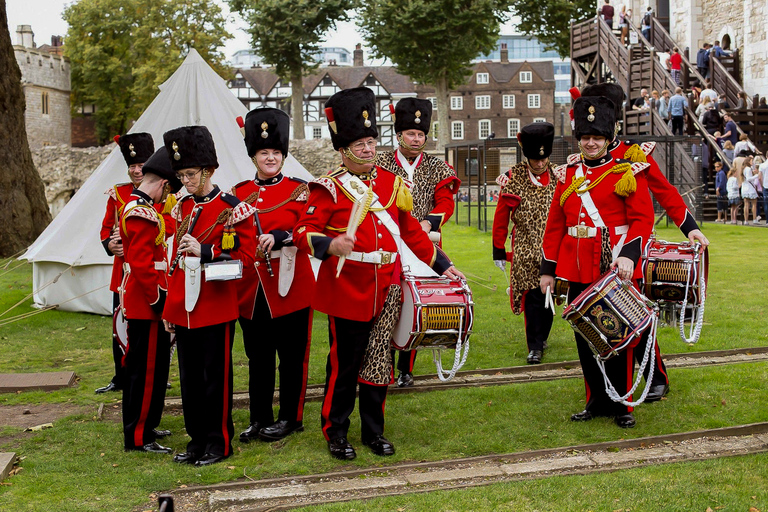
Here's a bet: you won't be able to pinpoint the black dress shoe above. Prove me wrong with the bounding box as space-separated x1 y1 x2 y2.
239 423 263 443
527 350 543 364
194 452 229 467
172 451 200 464
615 413 636 428
570 410 594 422
126 442 172 454
166 382 172 389
644 384 669 402
397 372 414 388
153 429 171 438
328 437 356 460
362 434 395 456
95 382 121 394
258 420 304 441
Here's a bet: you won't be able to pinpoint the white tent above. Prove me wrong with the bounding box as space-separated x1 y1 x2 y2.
21 49 313 315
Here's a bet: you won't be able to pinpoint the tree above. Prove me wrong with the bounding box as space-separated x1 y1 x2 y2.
511 0 594 58
63 0 231 143
0 1 52 256
227 0 356 140
358 0 507 149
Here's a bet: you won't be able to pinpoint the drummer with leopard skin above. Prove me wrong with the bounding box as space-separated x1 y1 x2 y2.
293 87 464 461
491 122 557 365
578 83 710 402
539 96 655 428
230 108 315 444
375 98 460 387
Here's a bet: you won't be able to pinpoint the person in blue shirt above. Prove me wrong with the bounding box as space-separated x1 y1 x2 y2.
722 112 739 146
714 160 727 222
668 87 689 135
711 40 731 58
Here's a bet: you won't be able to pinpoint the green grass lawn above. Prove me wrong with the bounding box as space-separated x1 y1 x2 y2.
0 221 766 511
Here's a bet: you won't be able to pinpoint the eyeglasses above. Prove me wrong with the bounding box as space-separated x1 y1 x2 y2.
349 140 378 152
176 168 203 181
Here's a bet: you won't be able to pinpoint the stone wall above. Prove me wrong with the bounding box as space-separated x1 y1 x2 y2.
32 145 112 218
289 138 341 177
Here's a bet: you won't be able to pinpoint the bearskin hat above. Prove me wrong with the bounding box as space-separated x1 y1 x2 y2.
392 97 432 135
573 97 617 140
324 87 379 150
517 122 555 160
241 107 290 157
162 126 219 172
114 132 154 166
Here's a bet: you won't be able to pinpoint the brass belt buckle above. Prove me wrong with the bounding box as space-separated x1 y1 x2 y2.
380 252 391 265
577 225 589 238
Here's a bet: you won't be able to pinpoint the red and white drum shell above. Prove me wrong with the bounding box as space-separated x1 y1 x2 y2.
392 275 474 351
113 307 128 355
562 271 655 361
641 238 708 305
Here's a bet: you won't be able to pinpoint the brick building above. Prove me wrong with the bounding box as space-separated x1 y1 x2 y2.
13 25 71 149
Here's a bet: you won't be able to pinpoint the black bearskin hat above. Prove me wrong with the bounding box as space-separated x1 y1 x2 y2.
162 126 219 171
581 83 626 120
573 97 617 140
517 122 555 160
141 147 182 193
392 97 432 135
325 87 379 150
114 132 154 166
241 107 290 157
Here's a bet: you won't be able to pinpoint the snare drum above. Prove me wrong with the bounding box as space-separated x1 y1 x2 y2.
392 275 474 351
113 306 128 355
563 271 655 360
642 237 708 305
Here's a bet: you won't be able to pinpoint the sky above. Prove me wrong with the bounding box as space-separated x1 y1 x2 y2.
7 0 517 65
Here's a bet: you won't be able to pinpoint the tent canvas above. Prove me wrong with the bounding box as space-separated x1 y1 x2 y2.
21 49 313 316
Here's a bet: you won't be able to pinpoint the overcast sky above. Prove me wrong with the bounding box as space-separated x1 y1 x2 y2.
8 1 517 64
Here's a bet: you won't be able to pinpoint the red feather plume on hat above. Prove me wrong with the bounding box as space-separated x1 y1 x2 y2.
113 135 121 144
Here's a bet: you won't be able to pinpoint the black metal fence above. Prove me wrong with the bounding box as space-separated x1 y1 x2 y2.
445 135 704 232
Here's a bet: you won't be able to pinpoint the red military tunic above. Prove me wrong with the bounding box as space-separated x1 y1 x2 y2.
163 187 257 329
119 191 168 321
231 174 314 319
541 155 655 283
294 166 451 322
101 183 136 293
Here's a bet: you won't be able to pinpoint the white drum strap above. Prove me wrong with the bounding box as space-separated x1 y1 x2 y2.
679 244 707 344
575 164 606 228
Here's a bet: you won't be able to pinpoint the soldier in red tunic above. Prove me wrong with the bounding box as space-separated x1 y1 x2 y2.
492 123 557 364
231 108 315 443
161 126 257 466
119 147 181 454
96 133 154 394
294 87 463 460
375 98 460 387
540 96 655 428
580 83 710 402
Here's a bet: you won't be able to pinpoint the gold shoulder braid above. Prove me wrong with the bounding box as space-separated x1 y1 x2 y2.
623 144 647 163
175 213 190 246
121 205 167 247
560 162 635 206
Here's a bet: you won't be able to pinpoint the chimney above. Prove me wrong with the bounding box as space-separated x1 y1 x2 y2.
16 25 35 48
353 43 364 67
51 35 63 48
500 43 508 63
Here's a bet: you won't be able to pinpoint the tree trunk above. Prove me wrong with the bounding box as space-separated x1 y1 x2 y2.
290 68 305 140
0 1 52 257
434 75 450 152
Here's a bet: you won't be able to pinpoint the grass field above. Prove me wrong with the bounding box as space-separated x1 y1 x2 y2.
0 220 766 511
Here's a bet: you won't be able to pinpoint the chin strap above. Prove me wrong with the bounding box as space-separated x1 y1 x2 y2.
342 147 377 165
397 133 427 153
195 169 209 196
251 154 286 176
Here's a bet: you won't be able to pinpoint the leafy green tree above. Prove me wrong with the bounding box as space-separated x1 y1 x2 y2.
227 0 356 139
358 0 507 149
511 0 594 58
64 0 231 143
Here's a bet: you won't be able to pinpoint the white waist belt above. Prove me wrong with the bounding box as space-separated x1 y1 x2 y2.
345 250 397 265
567 225 629 238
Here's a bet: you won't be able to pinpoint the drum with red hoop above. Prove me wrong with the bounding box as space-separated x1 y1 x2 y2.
112 306 128 355
563 271 656 361
392 275 473 351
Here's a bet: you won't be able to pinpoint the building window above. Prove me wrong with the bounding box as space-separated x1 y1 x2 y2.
533 118 547 123
313 127 322 139
520 71 533 83
478 119 491 139
450 96 463 110
41 92 49 115
502 95 515 109
451 121 464 140
432 122 439 141
427 97 437 109
507 118 520 138
476 72 489 84
528 94 541 108
475 95 491 110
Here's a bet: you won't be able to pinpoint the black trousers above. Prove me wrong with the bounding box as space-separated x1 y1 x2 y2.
239 289 312 426
569 282 635 416
396 349 417 374
634 330 669 387
111 293 127 388
176 321 235 457
122 319 170 449
321 316 388 442
522 287 554 352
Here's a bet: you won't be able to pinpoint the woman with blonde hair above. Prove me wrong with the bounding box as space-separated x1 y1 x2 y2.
739 155 761 223
723 140 735 161
726 160 741 224
696 95 712 119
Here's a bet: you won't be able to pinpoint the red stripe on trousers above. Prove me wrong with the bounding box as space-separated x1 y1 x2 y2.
134 321 158 447
296 310 314 422
221 322 232 455
321 317 340 441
